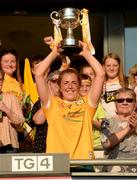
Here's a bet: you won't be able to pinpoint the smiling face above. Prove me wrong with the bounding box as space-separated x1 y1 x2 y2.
103 58 120 80
79 80 91 96
115 90 136 117
59 72 80 102
0 53 17 77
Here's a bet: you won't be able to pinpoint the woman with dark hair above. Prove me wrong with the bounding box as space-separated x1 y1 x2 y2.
0 69 25 153
0 49 23 102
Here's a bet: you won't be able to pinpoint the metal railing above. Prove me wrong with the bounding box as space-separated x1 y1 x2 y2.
70 159 137 176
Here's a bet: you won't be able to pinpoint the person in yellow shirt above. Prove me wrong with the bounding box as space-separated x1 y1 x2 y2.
0 69 25 153
33 38 105 171
0 49 23 103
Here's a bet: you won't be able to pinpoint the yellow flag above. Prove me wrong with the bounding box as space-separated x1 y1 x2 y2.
23 58 39 104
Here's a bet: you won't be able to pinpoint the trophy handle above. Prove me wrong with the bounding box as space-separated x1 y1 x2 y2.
50 11 59 21
50 11 61 26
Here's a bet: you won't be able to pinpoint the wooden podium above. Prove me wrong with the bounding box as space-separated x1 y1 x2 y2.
0 153 70 178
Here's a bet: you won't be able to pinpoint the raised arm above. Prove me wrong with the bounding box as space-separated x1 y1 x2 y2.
34 45 61 106
79 41 105 107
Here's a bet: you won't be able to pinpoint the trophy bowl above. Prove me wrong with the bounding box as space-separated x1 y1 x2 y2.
58 8 81 29
51 7 82 56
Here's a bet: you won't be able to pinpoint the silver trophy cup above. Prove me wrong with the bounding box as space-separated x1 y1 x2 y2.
50 7 82 55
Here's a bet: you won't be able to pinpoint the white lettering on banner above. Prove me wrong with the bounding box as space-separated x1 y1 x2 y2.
12 156 53 172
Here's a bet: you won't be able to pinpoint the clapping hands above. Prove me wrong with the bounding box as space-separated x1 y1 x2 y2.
128 111 137 131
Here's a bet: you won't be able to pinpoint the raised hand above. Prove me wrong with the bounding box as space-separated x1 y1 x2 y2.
128 111 137 130
44 36 55 48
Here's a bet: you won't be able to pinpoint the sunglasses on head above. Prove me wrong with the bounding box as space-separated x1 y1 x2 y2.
115 98 135 103
50 79 58 83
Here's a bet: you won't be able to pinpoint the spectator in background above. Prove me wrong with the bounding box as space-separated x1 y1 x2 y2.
80 64 96 81
0 69 25 153
22 55 48 152
0 49 26 152
79 72 105 172
79 73 105 149
101 52 125 118
101 87 137 173
31 99 47 153
79 73 92 97
0 49 23 103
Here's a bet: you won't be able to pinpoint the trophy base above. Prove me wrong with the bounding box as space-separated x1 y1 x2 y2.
60 39 82 56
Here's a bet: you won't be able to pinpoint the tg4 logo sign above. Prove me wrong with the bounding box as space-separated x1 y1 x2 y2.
12 156 53 171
